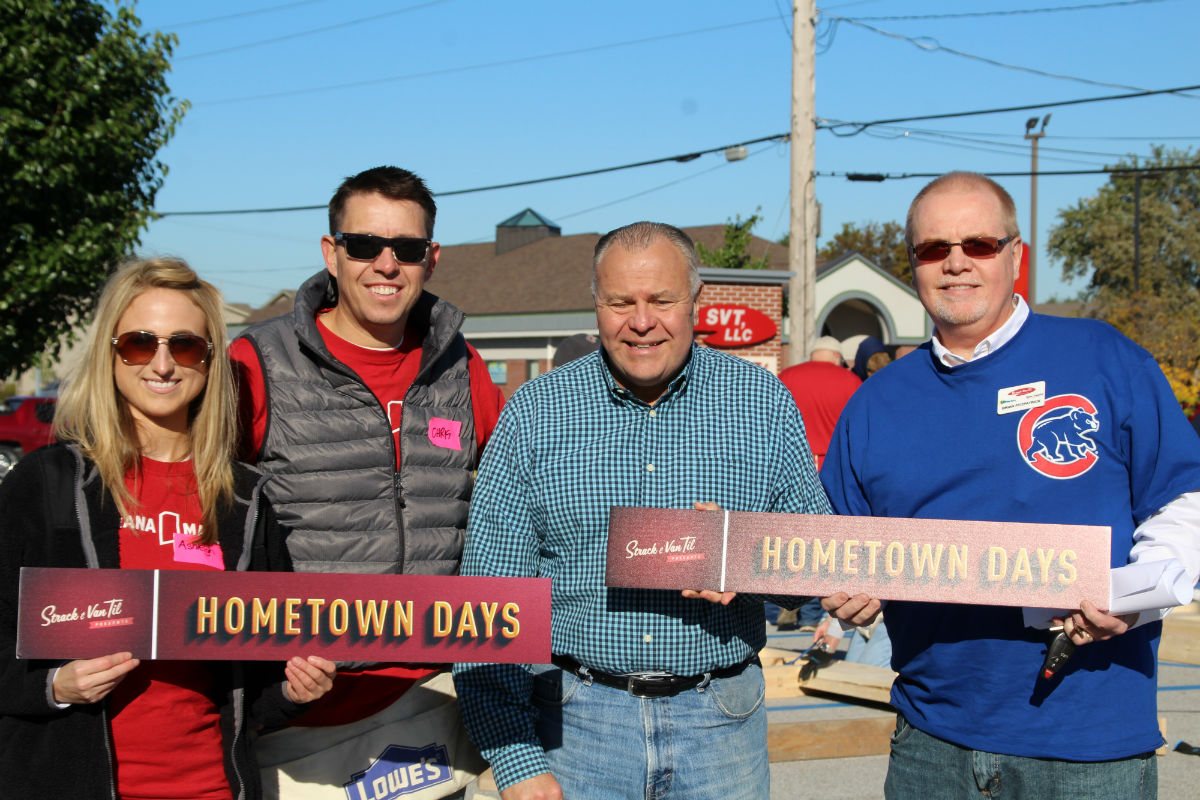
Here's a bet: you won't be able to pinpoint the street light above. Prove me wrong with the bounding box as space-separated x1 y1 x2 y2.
1024 114 1050 306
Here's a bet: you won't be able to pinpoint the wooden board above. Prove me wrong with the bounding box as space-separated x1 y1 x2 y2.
798 660 896 705
1161 613 1200 666
761 646 896 704
767 716 895 761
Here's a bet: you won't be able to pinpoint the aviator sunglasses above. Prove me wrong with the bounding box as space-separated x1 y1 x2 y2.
111 331 213 367
909 235 1015 263
334 232 430 264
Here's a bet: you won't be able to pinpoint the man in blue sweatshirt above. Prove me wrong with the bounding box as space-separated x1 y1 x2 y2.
820 171 1200 800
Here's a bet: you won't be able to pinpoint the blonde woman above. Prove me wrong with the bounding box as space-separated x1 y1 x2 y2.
0 258 335 800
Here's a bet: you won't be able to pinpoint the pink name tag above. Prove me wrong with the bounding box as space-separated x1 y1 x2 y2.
173 533 224 570
428 417 463 451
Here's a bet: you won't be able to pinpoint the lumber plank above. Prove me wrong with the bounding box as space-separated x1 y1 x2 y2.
798 661 895 705
760 646 897 703
1161 614 1200 666
767 716 894 761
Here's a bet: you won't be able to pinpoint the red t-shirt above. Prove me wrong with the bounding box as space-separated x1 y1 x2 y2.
777 361 862 470
229 313 506 726
230 314 505 467
110 458 231 800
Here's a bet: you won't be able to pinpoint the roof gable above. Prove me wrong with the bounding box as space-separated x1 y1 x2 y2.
497 208 560 229
433 225 792 316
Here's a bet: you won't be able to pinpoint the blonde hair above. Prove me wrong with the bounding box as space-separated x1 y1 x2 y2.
54 257 235 544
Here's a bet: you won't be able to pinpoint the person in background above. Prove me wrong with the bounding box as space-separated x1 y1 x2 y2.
777 336 862 470
809 335 845 365
551 332 600 368
0 258 334 800
773 334 863 632
839 334 867 370
850 336 890 381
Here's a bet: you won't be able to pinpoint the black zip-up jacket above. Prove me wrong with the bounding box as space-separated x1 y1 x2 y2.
0 443 308 800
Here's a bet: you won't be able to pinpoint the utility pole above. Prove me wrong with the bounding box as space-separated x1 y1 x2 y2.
787 0 817 367
1023 114 1050 306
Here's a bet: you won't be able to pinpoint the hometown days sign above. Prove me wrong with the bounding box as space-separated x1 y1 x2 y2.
606 508 1111 608
18 568 550 663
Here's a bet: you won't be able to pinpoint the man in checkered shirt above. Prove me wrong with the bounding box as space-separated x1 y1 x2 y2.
453 221 830 800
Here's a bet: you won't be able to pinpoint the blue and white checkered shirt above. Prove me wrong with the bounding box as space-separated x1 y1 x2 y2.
453 344 830 789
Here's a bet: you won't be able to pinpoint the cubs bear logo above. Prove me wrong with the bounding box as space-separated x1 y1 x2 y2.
1016 394 1100 479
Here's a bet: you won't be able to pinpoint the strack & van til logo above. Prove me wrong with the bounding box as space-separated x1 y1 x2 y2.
343 743 451 800
1016 394 1100 479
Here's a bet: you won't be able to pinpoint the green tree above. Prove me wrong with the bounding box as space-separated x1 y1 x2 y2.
1047 146 1200 413
1047 146 1200 296
1 0 187 377
696 212 770 270
816 220 911 284
1090 288 1200 415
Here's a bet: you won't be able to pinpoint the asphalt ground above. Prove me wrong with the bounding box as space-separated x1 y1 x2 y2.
765 625 1200 799
468 624 1200 798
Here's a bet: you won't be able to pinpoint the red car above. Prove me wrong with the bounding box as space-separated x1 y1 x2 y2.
0 396 56 482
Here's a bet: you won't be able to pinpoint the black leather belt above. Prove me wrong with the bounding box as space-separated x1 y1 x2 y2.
551 653 758 698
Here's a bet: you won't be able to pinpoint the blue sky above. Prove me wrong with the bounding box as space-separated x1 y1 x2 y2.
131 0 1200 308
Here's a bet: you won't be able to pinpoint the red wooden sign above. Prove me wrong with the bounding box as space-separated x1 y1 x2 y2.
695 305 777 347
18 568 551 663
606 508 1112 609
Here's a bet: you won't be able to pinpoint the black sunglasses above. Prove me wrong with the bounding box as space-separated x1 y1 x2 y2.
910 235 1015 263
334 232 430 264
111 331 213 367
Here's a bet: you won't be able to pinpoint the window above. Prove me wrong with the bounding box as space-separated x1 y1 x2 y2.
487 361 508 384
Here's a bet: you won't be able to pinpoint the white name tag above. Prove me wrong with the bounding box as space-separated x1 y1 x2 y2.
997 381 1046 415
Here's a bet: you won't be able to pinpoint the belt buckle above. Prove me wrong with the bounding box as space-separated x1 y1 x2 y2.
627 677 667 698
628 674 697 698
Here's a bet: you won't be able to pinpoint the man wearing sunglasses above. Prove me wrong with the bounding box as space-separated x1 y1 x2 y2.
820 171 1200 799
231 166 505 799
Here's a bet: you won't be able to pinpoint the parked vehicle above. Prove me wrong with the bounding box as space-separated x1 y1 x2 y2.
0 396 56 481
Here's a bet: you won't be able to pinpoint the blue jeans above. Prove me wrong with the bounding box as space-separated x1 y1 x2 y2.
884 713 1157 800
844 623 892 668
530 662 769 799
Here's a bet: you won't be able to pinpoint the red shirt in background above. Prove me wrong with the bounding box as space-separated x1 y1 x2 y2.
777 360 861 470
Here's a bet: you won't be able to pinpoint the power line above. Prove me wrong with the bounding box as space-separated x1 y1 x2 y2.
156 134 787 217
198 16 778 105
841 0 1169 21
861 125 1200 142
862 125 1135 159
163 0 328 29
864 130 1113 167
827 164 1200 181
557 142 778 221
820 83 1200 135
158 85 1198 218
177 0 449 61
824 14 1196 98
771 0 793 39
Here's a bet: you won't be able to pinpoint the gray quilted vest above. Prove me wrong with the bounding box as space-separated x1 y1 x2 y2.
239 273 477 575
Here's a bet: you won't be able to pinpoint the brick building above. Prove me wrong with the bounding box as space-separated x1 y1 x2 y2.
430 211 794 395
